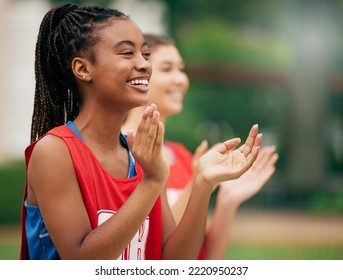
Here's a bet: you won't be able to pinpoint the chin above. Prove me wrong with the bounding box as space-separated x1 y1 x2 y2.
137 96 150 105
129 99 149 110
167 105 183 116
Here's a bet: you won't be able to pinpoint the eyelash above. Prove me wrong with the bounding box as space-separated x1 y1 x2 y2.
122 51 134 56
121 51 151 59
162 67 186 73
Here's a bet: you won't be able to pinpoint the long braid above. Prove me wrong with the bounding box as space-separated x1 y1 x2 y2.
31 4 129 143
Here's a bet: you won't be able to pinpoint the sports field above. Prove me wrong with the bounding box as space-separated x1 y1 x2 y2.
1 210 342 260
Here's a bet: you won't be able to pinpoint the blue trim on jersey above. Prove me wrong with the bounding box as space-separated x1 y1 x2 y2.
66 121 136 178
24 199 60 259
120 133 137 178
66 120 85 142
24 123 137 259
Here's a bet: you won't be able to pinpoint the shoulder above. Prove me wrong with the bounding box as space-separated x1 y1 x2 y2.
28 134 74 183
29 125 76 165
31 134 70 161
27 133 77 205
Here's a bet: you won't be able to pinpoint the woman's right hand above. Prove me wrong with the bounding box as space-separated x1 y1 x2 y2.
218 145 278 207
195 124 262 189
127 104 170 186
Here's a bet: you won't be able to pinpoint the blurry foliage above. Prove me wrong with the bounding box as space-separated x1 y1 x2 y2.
156 0 293 32
154 0 296 69
177 18 291 70
150 0 343 71
0 161 25 224
157 0 343 208
166 81 291 171
308 190 343 213
327 93 343 173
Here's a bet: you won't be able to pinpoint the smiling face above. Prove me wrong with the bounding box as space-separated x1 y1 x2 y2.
80 19 152 113
147 44 189 119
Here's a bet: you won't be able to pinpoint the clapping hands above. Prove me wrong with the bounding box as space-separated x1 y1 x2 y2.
127 104 170 185
194 124 262 189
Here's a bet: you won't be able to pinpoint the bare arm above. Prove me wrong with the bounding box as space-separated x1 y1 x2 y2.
161 174 212 259
28 105 168 259
161 125 262 259
170 140 208 224
204 146 278 259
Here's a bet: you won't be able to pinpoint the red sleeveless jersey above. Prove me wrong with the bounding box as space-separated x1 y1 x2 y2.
20 125 162 260
165 141 193 192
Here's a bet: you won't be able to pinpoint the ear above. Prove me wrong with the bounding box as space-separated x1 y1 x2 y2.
71 57 92 82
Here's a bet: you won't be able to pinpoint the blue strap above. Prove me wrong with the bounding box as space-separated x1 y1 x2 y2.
66 121 136 178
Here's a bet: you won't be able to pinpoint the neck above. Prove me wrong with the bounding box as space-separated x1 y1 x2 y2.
122 105 168 135
73 107 125 152
121 106 145 135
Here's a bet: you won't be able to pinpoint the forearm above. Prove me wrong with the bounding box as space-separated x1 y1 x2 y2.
203 189 240 260
162 177 212 259
65 179 162 259
170 181 193 224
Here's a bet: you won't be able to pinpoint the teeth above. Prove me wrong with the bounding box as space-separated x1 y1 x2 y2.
128 79 148 86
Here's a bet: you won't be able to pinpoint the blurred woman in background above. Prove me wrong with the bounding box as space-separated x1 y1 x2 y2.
122 33 278 259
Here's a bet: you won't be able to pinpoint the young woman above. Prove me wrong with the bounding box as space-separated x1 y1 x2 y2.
122 34 278 259
20 5 262 260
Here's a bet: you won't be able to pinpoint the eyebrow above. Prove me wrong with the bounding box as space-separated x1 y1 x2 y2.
160 60 185 66
112 40 148 49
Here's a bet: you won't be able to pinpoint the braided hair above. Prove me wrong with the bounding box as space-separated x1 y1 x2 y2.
31 4 129 143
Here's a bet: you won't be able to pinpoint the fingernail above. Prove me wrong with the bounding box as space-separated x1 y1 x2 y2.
144 106 150 115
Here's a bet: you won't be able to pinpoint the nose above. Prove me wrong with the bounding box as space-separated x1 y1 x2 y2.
173 70 189 86
136 55 152 74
